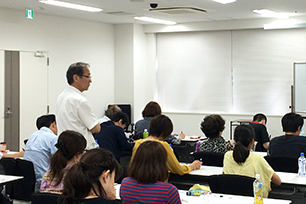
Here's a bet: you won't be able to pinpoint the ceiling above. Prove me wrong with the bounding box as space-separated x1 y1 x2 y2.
1 0 306 25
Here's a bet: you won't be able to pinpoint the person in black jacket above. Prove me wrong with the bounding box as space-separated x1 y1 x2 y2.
250 113 270 152
95 112 134 163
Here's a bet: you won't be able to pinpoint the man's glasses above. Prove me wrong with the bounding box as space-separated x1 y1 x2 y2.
82 75 92 79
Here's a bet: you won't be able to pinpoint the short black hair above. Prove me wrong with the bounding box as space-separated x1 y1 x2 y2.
253 113 267 123
36 114 56 130
200 114 225 138
282 112 304 133
112 112 130 126
66 62 89 85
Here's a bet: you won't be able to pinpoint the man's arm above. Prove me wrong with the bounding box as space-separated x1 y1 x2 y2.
90 123 101 133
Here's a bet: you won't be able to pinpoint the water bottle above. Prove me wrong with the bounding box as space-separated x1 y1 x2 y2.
253 174 263 204
143 129 148 139
195 141 201 152
300 127 306 136
298 152 306 177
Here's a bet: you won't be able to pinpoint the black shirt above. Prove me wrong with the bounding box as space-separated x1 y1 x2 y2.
250 123 269 152
268 134 306 158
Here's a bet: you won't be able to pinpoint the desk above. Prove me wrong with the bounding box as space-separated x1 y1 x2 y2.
115 184 291 204
181 136 205 142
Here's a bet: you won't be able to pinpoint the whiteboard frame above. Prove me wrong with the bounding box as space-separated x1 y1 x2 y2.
293 62 306 116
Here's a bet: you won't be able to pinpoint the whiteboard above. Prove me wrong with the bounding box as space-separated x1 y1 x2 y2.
294 62 306 113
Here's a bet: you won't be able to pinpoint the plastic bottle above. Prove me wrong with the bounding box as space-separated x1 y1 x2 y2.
253 174 263 204
300 128 306 136
195 141 201 152
298 152 306 177
143 129 149 139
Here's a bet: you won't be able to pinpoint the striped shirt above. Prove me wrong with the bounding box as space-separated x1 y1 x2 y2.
120 177 181 204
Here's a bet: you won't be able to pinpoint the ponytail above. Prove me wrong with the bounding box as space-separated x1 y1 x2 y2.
233 125 255 164
61 149 122 204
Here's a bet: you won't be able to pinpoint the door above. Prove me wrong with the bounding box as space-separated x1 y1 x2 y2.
3 51 49 151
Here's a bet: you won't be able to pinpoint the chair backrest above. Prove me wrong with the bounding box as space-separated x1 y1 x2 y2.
208 174 254 196
172 143 195 163
192 151 224 167
31 192 60 204
264 155 298 173
10 159 36 201
0 158 17 195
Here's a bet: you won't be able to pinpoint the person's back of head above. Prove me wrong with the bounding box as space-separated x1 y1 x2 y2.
112 111 130 127
66 62 89 85
61 148 122 204
128 141 168 183
49 130 87 187
105 105 121 120
233 125 255 164
253 113 267 124
200 114 225 138
36 114 56 129
149 115 173 140
282 112 304 133
142 101 162 118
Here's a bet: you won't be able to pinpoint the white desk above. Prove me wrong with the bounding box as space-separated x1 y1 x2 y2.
115 184 291 204
0 174 22 184
184 164 306 187
179 192 291 204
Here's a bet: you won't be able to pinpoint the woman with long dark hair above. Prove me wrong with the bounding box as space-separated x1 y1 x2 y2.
40 130 86 194
223 125 281 198
60 148 122 204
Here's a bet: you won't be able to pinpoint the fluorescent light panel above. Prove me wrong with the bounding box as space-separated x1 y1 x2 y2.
212 0 236 4
134 17 176 25
253 9 288 19
39 0 102 12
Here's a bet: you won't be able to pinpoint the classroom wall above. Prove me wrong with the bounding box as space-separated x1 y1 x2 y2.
0 8 115 148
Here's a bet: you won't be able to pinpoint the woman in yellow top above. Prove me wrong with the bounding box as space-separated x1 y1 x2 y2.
132 115 202 175
223 125 281 198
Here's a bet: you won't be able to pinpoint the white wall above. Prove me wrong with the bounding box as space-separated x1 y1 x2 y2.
0 8 115 149
0 51 4 141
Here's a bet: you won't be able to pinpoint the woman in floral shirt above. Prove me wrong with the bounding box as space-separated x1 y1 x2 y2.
199 114 233 154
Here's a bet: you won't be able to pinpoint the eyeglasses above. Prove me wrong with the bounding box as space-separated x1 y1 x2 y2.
82 75 92 79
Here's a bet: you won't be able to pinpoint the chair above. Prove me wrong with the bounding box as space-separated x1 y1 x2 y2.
8 159 36 201
172 143 195 163
0 158 17 197
264 155 298 173
31 192 60 204
192 151 224 167
208 174 254 196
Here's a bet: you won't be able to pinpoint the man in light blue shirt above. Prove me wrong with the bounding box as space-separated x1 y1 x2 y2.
23 114 58 191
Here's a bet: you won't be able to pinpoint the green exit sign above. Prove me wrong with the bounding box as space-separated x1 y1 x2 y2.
26 9 33 19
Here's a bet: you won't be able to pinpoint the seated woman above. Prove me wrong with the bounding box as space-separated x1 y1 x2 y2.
134 101 162 139
40 130 87 194
60 148 122 204
199 114 233 154
132 114 202 175
120 141 181 204
223 125 281 198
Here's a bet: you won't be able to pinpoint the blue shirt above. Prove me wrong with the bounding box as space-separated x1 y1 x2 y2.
24 127 58 184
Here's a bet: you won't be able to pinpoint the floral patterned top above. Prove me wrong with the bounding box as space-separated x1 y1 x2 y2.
40 166 71 194
199 136 233 154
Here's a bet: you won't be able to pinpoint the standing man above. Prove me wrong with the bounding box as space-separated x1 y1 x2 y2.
250 113 270 152
55 62 100 149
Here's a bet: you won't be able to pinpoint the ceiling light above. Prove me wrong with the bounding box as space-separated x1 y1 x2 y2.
39 0 102 12
253 9 288 19
134 17 177 25
212 0 236 4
